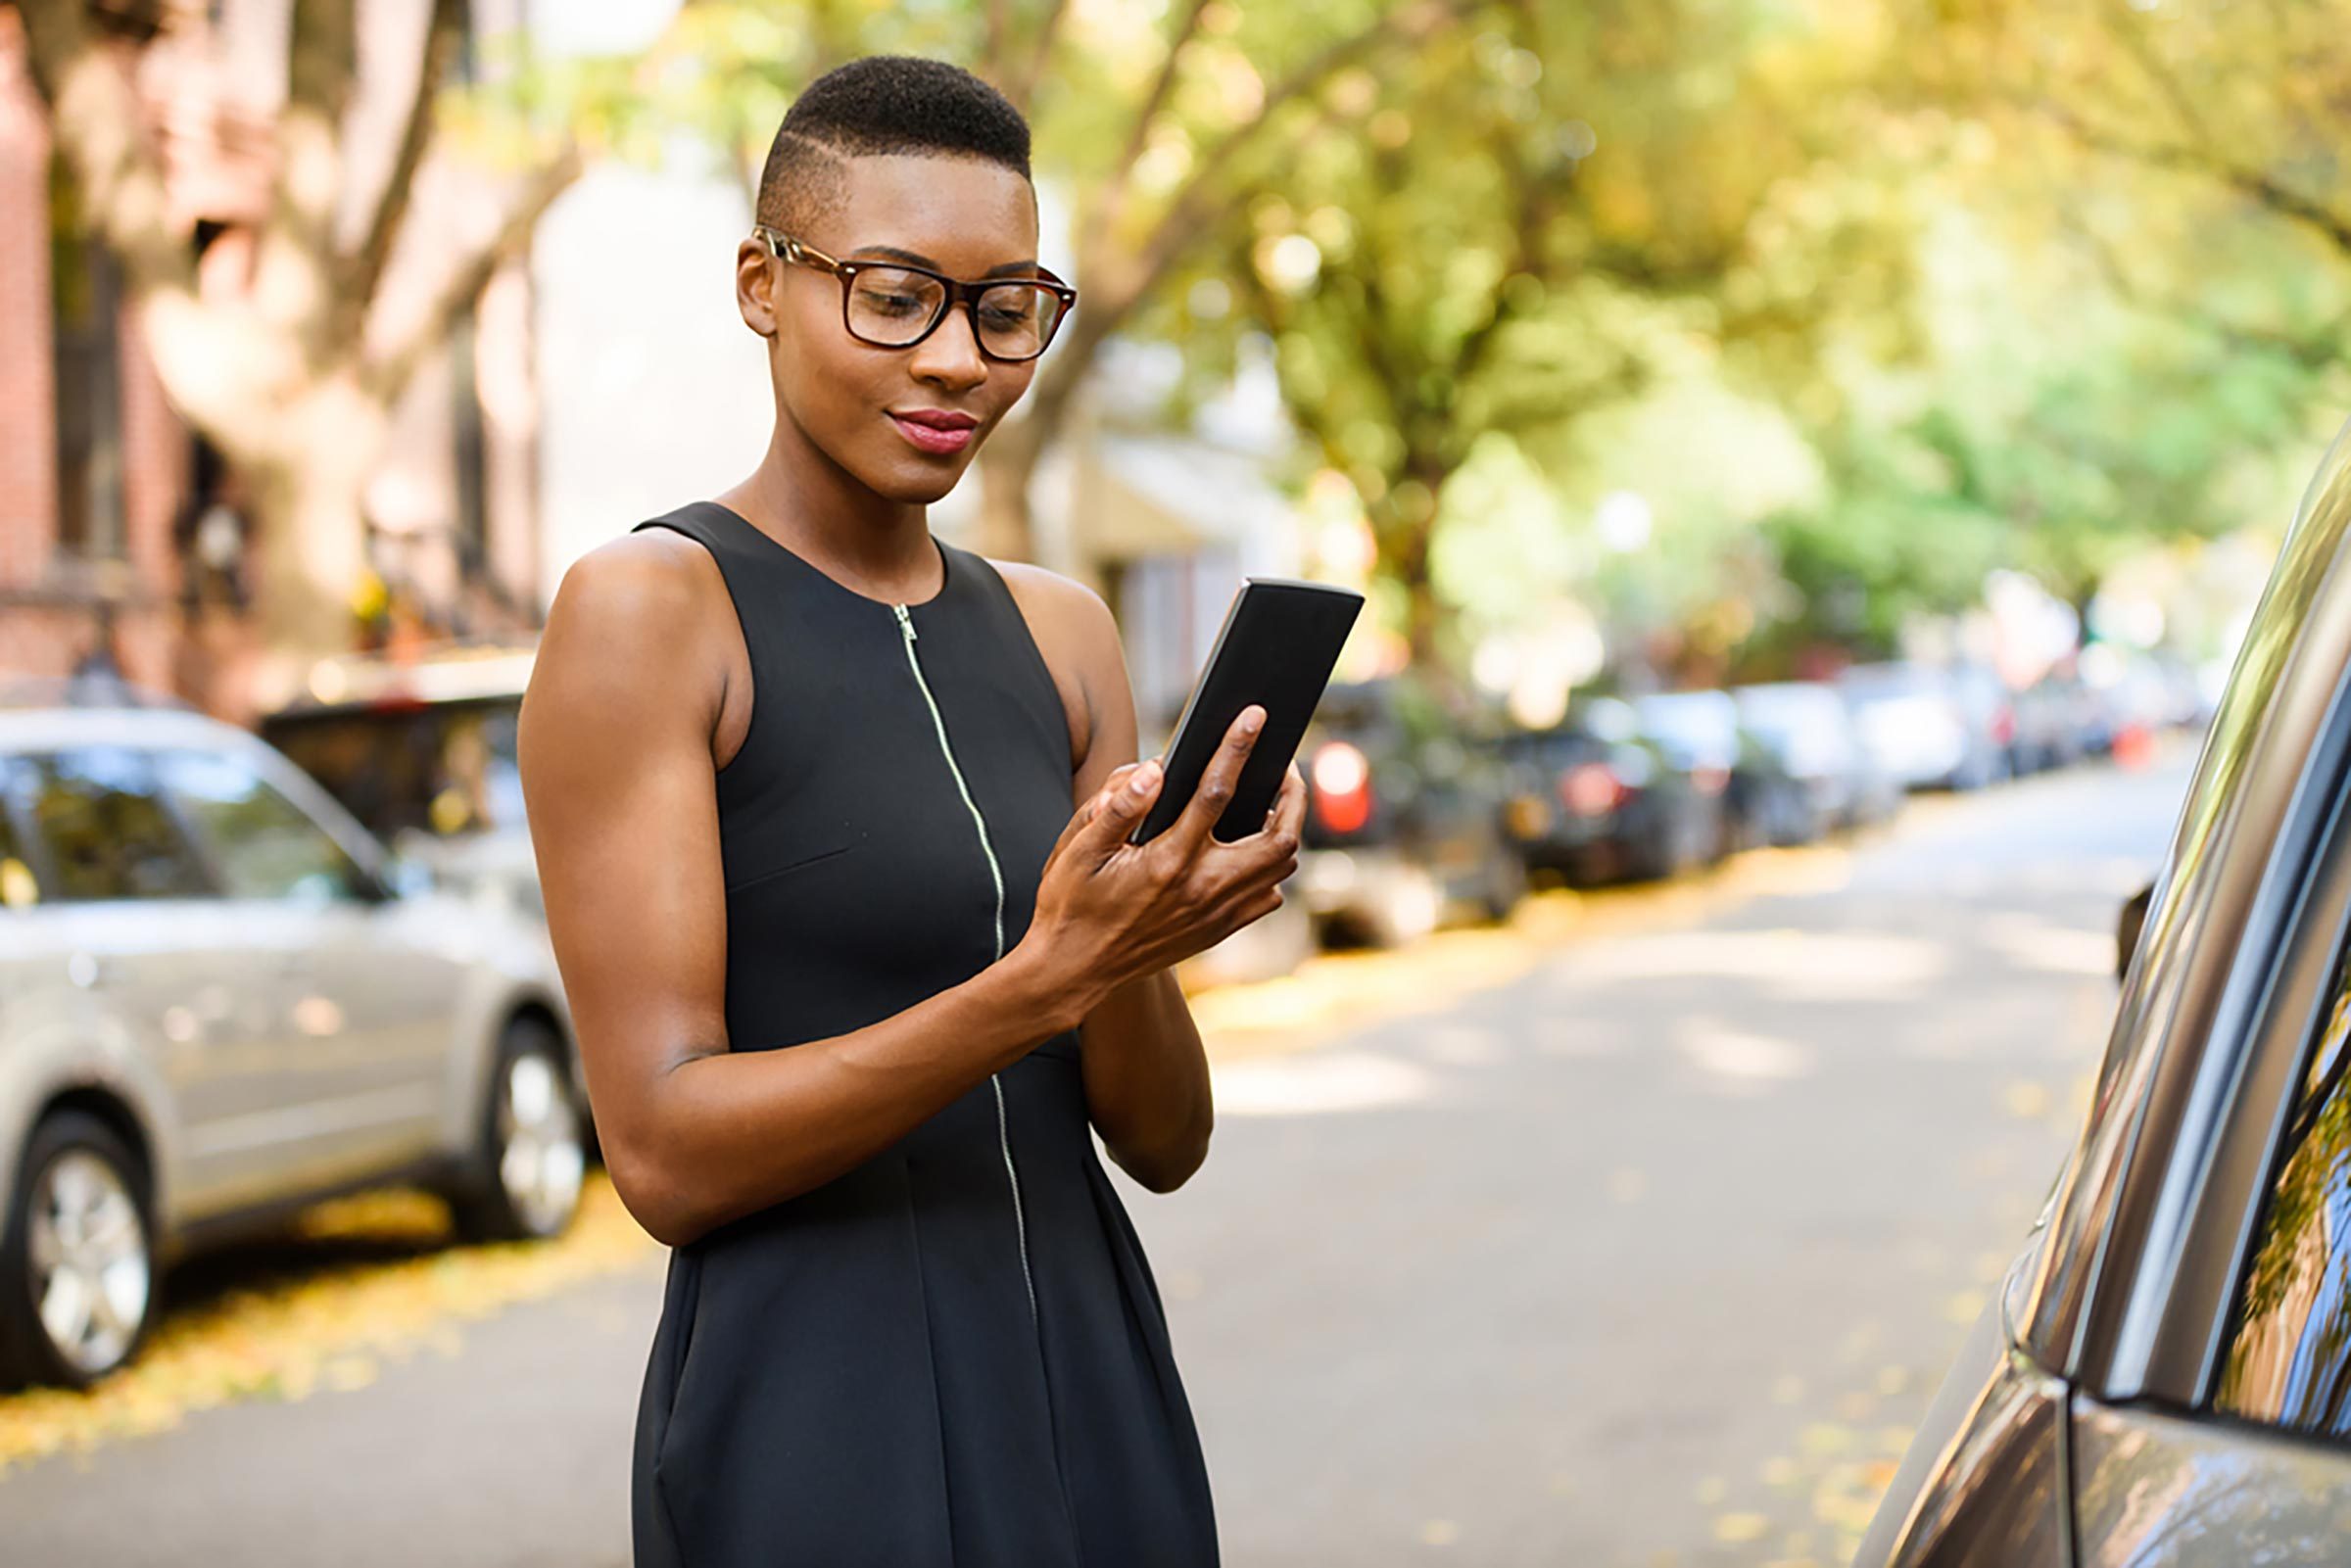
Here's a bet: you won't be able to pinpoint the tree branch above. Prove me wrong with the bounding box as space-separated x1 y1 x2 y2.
1110 0 1480 309
1126 79 1360 316
1090 0 1215 241
2033 97 2351 259
1008 0 1073 116
13 0 197 298
1453 135 1555 392
981 0 1071 114
361 148 582 404
342 0 467 339
2059 202 2351 370
285 0 360 130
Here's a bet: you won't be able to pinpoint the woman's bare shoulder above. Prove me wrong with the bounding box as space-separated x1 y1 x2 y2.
982 557 1119 775
527 530 740 764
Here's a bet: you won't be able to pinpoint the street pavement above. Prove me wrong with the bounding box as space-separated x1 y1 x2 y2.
0 753 2190 1567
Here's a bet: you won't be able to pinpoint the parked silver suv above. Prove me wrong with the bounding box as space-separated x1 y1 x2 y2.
0 689 591 1389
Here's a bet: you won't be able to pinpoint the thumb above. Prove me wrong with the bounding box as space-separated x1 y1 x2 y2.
1077 758 1162 863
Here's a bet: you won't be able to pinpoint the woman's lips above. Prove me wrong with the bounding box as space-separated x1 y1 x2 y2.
889 414 975 454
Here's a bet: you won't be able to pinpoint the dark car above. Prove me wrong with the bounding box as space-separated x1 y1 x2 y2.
1634 689 1823 851
254 645 539 910
1292 675 1528 947
1859 416 2351 1564
1487 696 1723 884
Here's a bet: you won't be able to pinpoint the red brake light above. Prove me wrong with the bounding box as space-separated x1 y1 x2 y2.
1310 740 1372 832
1561 761 1625 816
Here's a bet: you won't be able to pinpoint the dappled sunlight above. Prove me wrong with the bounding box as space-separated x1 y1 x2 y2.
1675 1016 1819 1096
1709 841 1857 899
1564 927 1951 1001
1979 911 2116 977
1209 1050 1443 1118
1532 1015 1631 1059
0 1176 657 1478
1417 1021 1510 1067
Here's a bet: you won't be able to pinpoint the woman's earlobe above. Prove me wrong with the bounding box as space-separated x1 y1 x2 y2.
737 246 779 337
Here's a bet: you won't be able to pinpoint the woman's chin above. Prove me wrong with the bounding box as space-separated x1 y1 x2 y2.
865 456 974 505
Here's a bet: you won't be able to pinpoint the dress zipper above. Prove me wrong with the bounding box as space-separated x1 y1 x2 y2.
894 601 1037 1326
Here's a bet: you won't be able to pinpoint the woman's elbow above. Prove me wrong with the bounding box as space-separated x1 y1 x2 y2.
604 1134 701 1248
1119 1127 1213 1194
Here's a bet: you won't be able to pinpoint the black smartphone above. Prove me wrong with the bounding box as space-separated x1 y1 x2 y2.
1128 576 1366 846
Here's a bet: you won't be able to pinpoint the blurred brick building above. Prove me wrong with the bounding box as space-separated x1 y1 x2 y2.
0 1 540 726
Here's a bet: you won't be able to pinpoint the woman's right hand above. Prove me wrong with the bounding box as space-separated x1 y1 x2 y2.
1020 704 1306 1018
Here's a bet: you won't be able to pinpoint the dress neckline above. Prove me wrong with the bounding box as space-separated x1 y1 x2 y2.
700 500 952 611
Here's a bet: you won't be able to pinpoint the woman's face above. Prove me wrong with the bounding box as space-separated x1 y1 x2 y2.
741 153 1045 504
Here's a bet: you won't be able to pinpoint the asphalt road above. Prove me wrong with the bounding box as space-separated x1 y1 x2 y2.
0 753 2191 1567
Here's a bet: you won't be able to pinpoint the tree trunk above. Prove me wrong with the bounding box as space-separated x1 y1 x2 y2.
974 412 1047 564
244 380 393 708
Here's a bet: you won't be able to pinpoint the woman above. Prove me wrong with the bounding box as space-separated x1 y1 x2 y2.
516 55 1301 1568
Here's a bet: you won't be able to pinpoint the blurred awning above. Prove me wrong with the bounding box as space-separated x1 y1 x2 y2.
1072 433 1295 560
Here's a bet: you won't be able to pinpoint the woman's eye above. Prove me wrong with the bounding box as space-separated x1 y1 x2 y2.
860 292 925 316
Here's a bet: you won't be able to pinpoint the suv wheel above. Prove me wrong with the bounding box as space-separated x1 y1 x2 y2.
448 1019 586 1244
0 1111 157 1389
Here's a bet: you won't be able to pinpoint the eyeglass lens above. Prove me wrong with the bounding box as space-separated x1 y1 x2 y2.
846 267 1065 357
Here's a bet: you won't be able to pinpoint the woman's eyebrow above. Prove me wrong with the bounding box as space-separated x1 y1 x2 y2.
850 244 1041 278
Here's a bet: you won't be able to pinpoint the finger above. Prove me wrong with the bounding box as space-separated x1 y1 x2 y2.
1089 763 1143 820
1273 760 1307 841
1252 767 1305 881
1163 705 1266 859
1074 755 1164 866
1050 795 1101 858
1264 759 1304 832
1052 764 1141 860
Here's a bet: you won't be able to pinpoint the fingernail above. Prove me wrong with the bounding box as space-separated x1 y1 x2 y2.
1130 765 1157 793
1242 707 1264 734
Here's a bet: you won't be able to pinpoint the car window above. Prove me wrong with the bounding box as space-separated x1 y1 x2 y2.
0 759 43 908
155 748 366 902
264 699 523 841
25 748 212 902
2213 939 2351 1435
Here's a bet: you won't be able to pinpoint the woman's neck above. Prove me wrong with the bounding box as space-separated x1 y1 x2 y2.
719 416 933 586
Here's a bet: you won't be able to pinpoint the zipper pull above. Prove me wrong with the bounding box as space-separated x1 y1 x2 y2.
893 602 917 641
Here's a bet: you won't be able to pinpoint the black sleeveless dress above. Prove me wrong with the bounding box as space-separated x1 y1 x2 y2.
623 501 1219 1568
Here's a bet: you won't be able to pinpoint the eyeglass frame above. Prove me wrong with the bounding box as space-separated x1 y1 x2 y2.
752 224 1078 363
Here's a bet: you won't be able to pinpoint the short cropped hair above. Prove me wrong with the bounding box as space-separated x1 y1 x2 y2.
755 56 1032 234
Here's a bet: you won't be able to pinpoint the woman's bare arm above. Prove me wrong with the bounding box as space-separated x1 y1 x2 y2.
516 534 1076 1249
1051 582 1218 1192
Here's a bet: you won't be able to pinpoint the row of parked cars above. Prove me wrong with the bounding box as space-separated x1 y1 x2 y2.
0 624 2202 1390
1266 653 2202 966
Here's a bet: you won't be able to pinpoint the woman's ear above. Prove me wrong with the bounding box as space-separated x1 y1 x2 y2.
737 239 780 338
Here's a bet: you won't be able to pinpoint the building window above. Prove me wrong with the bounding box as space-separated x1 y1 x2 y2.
48 150 126 560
